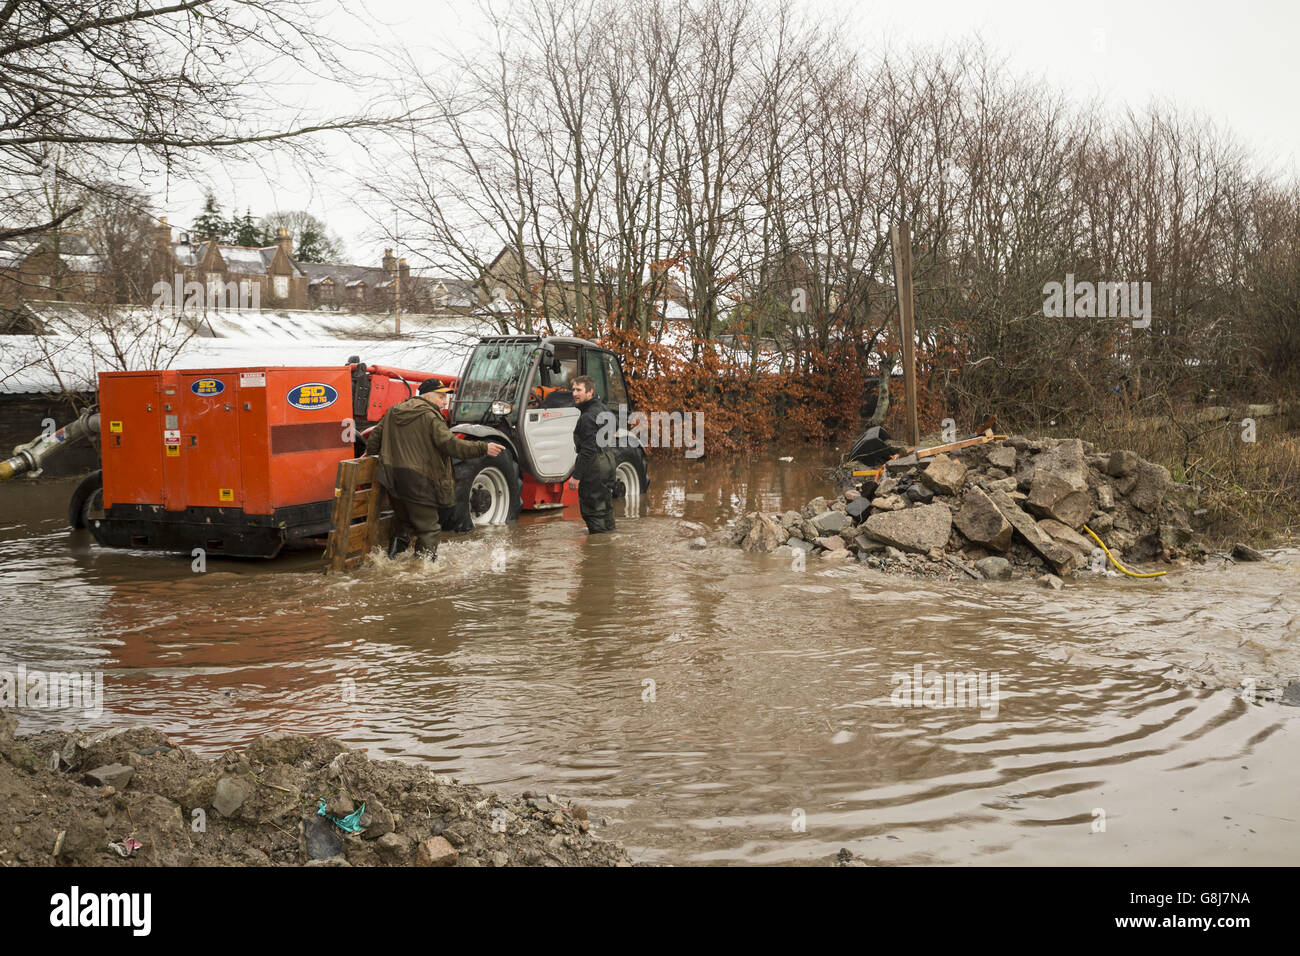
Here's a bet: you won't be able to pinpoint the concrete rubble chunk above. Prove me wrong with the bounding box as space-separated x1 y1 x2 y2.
905 483 935 504
1036 518 1093 566
1096 484 1115 510
1026 470 1092 529
801 497 829 519
815 535 846 551
954 487 1014 552
988 489 1075 572
739 513 787 553
920 453 967 496
871 494 906 511
974 556 1013 580
812 510 850 533
1120 460 1171 514
1025 439 1092 528
213 776 249 817
862 503 952 554
1106 449 1139 477
845 496 872 520
83 764 134 790
853 534 884 553
416 835 459 867
986 444 1017 471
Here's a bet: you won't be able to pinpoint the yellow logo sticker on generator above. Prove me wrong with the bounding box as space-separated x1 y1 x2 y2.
287 382 339 410
166 446 180 457
219 488 234 502
109 421 123 433
190 378 225 396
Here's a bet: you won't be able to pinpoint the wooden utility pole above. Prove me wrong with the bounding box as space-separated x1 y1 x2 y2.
890 221 920 447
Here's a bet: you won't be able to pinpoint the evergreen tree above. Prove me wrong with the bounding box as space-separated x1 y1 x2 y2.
231 208 260 246
296 222 331 262
192 192 230 243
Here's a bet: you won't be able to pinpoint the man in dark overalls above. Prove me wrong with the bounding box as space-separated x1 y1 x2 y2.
365 377 504 558
570 375 616 534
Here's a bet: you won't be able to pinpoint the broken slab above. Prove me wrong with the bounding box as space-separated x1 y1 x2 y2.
988 488 1075 572
954 486 1014 552
862 502 952 554
1037 518 1093 568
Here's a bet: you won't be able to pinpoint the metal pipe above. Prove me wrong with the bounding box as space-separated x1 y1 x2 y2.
0 410 99 482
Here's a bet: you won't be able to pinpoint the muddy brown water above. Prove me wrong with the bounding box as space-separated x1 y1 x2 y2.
2 448 1298 865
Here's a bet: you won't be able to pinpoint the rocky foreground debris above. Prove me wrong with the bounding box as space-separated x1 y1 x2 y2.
0 718 632 867
729 436 1207 582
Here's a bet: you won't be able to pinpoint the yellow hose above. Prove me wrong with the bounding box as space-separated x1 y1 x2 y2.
1082 525 1167 578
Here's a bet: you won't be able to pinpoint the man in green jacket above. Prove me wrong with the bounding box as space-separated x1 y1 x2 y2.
365 377 504 559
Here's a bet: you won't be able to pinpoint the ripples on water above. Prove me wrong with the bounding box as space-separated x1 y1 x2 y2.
1 456 1297 865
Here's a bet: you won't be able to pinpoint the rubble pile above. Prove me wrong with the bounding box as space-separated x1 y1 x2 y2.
0 720 633 867
728 436 1203 583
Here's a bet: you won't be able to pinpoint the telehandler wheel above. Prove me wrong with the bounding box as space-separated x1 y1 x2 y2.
451 450 522 531
68 470 103 529
611 446 648 510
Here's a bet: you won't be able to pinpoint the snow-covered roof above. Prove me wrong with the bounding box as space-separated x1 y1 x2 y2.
0 234 105 274
0 302 502 394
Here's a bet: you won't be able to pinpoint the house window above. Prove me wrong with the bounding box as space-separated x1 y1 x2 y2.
273 275 289 299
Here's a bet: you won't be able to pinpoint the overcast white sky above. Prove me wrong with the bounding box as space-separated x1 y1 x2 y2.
167 0 1300 265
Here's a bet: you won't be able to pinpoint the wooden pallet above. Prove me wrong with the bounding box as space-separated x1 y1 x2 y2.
324 457 389 572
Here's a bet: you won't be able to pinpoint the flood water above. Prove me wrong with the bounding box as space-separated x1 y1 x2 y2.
2 448 1298 865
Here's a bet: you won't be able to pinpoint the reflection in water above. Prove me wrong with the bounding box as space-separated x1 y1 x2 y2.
1 449 1297 865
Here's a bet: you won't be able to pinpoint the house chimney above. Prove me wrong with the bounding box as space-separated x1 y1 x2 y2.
382 248 397 273
275 226 293 258
398 257 410 282
155 216 173 248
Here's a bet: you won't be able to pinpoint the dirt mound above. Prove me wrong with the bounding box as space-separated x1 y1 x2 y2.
728 435 1218 582
0 721 632 867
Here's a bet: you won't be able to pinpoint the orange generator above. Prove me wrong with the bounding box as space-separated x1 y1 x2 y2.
90 361 447 557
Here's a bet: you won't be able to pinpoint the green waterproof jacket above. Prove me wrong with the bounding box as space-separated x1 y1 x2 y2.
365 397 488 507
